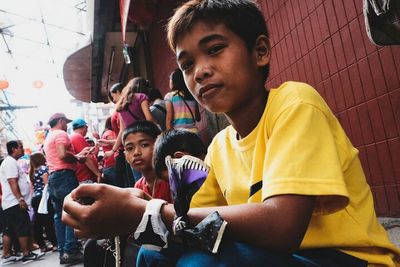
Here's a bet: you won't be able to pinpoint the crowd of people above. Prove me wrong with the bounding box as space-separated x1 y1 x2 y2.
1 0 399 267
0 66 203 266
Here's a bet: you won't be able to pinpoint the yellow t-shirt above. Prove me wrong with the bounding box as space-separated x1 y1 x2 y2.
191 82 400 266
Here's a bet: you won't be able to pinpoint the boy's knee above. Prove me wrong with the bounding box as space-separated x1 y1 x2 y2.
136 247 166 267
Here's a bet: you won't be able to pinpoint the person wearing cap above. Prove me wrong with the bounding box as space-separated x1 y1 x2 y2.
70 118 102 184
43 113 88 265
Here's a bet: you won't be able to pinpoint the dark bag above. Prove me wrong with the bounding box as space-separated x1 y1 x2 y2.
152 104 166 114
364 0 400 45
83 239 115 267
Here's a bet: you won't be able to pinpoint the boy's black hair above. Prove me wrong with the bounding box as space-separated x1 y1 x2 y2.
6 140 20 155
147 87 163 102
108 82 123 102
170 68 195 100
167 0 270 81
132 77 152 95
153 129 207 178
122 120 162 144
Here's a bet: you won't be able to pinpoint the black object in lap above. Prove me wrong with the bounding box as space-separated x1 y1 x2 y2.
115 150 135 188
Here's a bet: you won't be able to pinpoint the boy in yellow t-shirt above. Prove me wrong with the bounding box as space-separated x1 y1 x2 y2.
62 0 400 266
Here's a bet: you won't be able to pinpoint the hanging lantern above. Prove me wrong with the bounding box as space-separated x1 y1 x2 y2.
32 80 44 89
0 80 9 90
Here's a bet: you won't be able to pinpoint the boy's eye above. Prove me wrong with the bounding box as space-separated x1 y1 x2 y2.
141 143 150 148
208 45 225 55
125 146 133 152
180 60 193 71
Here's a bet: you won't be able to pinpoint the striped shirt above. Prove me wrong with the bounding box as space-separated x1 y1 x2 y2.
164 91 198 133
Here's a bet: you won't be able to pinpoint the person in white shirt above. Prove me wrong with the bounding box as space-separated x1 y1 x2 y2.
0 140 42 264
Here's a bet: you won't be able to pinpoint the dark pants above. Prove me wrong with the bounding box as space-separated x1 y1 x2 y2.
2 204 31 237
48 169 80 255
103 166 117 186
137 241 367 267
31 194 57 249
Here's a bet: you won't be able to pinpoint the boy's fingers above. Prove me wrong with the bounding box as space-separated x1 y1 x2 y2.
62 194 92 219
70 183 102 200
74 229 92 239
61 209 84 230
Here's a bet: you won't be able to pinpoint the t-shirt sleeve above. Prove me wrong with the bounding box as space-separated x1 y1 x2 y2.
190 152 228 208
111 112 120 134
164 92 172 102
54 131 69 145
263 103 349 215
4 159 18 179
71 134 88 153
137 93 149 103
38 165 48 175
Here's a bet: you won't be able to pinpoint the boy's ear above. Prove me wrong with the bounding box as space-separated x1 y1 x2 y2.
173 151 186 158
254 35 271 67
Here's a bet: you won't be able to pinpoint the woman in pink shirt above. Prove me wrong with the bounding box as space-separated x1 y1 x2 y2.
105 78 155 186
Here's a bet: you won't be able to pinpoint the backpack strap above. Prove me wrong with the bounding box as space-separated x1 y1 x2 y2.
153 104 166 114
180 96 196 123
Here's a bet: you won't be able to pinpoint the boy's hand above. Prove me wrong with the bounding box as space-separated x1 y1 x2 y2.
62 184 147 238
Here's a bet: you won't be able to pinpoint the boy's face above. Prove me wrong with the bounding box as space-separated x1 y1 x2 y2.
124 132 155 173
175 22 270 114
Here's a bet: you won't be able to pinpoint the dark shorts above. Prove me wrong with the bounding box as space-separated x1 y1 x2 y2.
3 204 31 237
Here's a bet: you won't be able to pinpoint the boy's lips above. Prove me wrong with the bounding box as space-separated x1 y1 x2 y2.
199 84 222 98
132 159 144 165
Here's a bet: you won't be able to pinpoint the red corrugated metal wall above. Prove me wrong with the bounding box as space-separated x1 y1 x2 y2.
149 0 400 217
260 0 400 217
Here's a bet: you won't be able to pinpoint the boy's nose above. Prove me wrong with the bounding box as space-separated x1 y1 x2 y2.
133 148 142 156
194 64 211 84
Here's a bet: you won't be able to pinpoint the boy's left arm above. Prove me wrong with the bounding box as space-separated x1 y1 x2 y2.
62 183 314 252
187 194 315 252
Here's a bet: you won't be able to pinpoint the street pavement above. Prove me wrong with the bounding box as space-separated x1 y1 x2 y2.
1 249 84 267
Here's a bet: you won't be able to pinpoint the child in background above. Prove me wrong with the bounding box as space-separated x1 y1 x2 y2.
63 0 400 266
148 88 167 131
100 117 117 186
153 129 207 181
28 152 57 253
122 121 171 203
165 69 201 133
100 82 135 188
106 78 156 185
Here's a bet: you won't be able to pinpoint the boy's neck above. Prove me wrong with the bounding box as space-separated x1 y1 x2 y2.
226 89 268 139
142 169 157 184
